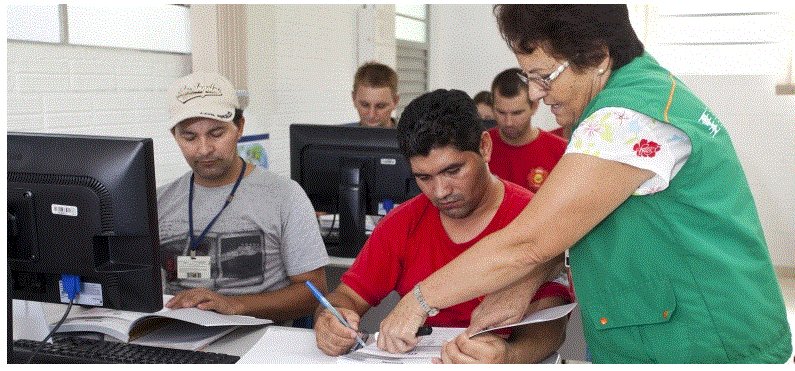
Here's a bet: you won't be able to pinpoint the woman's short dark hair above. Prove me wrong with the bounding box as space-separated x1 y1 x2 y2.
397 89 483 159
494 4 644 71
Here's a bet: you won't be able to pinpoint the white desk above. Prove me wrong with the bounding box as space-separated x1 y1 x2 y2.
235 326 561 364
237 326 336 363
21 302 561 364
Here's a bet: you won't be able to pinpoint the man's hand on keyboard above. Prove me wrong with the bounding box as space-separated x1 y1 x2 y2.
166 288 244 315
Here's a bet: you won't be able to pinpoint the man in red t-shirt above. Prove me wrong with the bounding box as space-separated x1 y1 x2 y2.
489 68 568 193
313 89 571 363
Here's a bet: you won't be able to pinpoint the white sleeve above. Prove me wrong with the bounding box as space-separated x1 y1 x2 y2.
565 107 692 195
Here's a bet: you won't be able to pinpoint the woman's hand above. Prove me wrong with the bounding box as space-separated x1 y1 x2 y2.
376 293 427 353
435 332 508 364
467 255 563 334
468 278 537 334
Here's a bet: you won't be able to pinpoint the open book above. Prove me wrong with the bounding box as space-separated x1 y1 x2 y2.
53 297 271 350
338 302 577 363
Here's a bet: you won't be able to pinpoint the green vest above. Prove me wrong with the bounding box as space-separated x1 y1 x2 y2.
569 53 791 363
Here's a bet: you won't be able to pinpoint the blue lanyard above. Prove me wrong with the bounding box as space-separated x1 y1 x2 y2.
188 158 246 254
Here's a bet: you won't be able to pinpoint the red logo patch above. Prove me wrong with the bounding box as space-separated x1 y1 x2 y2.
633 139 661 158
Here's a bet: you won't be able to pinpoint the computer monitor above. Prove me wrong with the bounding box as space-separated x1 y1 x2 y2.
8 132 163 313
290 124 420 258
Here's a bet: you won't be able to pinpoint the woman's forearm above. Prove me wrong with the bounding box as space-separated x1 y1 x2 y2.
418 214 553 311
414 154 653 312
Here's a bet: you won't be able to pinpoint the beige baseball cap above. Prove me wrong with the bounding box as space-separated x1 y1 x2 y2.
167 72 240 130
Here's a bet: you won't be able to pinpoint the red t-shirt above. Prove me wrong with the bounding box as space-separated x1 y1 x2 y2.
341 180 571 328
549 127 567 139
487 128 568 193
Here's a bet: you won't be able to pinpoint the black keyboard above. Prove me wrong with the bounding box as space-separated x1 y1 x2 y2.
12 336 240 364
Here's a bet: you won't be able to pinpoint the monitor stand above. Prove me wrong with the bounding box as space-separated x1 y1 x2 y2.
12 299 51 342
336 159 368 258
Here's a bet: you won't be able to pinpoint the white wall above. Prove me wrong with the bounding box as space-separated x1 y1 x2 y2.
428 4 560 132
242 4 395 177
429 5 795 267
5 5 396 187
6 42 191 187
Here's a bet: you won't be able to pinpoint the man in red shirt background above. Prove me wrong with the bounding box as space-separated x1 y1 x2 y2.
488 68 568 193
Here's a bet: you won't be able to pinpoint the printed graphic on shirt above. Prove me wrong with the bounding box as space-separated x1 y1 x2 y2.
527 167 549 192
161 230 265 294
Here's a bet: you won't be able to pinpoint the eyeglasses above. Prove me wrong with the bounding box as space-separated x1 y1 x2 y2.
517 61 569 91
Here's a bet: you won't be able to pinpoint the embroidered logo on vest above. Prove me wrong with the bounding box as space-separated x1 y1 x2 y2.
698 109 721 138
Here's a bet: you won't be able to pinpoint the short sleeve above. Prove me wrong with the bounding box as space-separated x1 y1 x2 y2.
341 220 403 307
566 107 692 195
280 180 329 276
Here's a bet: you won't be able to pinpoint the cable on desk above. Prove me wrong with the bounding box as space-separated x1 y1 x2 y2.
323 213 338 240
27 274 81 363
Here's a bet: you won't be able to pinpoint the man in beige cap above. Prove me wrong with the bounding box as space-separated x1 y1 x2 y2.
157 72 329 324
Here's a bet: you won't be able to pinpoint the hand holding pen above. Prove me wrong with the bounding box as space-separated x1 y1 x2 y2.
307 281 435 356
306 281 368 354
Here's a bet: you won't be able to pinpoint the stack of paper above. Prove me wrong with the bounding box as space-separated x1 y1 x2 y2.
338 302 577 363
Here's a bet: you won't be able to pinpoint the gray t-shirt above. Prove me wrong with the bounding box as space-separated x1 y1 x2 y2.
157 165 329 296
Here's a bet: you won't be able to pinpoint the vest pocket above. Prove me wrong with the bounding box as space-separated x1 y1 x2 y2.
586 277 694 362
587 278 677 330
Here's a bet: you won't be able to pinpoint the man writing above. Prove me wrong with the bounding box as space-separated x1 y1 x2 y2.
488 68 568 193
158 72 329 323
313 89 570 363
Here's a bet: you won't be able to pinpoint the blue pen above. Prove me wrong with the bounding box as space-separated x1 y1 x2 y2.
305 281 367 349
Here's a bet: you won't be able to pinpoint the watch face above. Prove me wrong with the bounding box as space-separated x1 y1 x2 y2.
428 308 440 317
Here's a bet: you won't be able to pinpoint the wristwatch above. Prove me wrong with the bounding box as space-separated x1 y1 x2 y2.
413 283 439 317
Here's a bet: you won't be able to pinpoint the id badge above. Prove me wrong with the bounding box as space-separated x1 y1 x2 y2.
177 255 212 279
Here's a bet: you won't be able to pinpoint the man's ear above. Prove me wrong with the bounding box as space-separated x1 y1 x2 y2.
479 131 493 163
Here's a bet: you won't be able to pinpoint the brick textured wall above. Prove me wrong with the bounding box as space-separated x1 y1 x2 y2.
7 5 397 185
7 42 191 187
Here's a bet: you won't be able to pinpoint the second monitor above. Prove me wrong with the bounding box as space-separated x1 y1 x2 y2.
290 124 420 258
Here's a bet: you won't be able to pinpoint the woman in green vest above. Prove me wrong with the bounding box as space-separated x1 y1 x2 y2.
377 4 791 363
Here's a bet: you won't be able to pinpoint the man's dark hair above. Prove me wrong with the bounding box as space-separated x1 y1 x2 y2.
397 89 483 159
171 108 245 134
494 4 644 72
490 68 527 99
472 91 492 107
233 108 244 126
